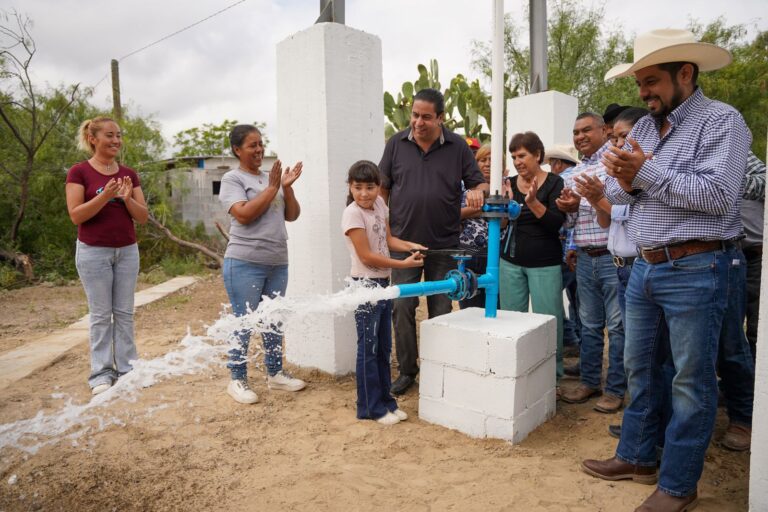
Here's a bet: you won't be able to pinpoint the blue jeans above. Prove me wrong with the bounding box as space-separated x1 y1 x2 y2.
223 258 288 379
617 261 673 449
354 278 398 420
562 264 581 345
617 249 730 497
75 241 139 388
576 250 625 397
717 247 754 426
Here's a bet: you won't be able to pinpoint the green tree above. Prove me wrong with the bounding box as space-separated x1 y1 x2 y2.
0 10 82 278
173 119 268 157
470 0 638 115
691 19 768 159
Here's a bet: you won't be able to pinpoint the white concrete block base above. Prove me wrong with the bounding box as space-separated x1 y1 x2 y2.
277 23 383 375
418 308 557 443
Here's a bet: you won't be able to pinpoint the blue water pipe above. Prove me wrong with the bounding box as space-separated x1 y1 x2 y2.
394 195 521 318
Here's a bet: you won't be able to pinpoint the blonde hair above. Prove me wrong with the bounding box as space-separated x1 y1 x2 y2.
77 116 118 154
475 143 491 162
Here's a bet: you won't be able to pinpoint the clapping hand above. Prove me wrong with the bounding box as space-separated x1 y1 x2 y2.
602 138 652 188
522 174 539 206
282 162 303 188
118 176 133 202
555 187 581 213
268 159 283 189
102 178 121 200
573 173 604 205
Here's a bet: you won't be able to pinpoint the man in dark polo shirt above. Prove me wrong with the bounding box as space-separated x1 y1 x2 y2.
379 88 488 395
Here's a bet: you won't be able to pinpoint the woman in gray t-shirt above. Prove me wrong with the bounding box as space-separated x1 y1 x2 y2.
219 124 306 404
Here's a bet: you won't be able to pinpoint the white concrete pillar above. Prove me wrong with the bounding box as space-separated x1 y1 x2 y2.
505 91 578 175
749 140 768 510
418 308 557 443
276 23 384 375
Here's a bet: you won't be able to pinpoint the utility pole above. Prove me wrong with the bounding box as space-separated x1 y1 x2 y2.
316 0 344 24
490 0 505 195
529 0 548 93
111 59 123 121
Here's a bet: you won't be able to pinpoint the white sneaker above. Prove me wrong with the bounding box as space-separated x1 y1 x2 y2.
227 379 259 404
91 383 111 395
376 411 400 425
392 408 408 421
267 371 307 392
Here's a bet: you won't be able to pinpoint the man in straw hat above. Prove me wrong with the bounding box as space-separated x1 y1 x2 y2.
580 29 752 511
544 145 582 352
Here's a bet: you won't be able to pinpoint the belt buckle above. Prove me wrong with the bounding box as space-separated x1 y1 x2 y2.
639 247 656 264
613 255 625 267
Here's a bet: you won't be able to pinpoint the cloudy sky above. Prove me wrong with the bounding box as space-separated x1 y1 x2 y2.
2 0 765 155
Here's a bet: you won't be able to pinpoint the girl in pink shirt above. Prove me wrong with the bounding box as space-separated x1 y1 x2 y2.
341 160 424 425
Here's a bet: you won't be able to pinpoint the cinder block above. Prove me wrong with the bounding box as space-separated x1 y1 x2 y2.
418 396 486 438
524 355 556 408
512 391 557 443
418 360 444 399
442 367 524 419
485 415 514 441
420 321 489 374
487 318 556 378
420 308 556 377
417 308 557 443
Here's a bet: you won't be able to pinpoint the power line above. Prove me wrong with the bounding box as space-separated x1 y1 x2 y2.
89 0 248 90
118 0 248 61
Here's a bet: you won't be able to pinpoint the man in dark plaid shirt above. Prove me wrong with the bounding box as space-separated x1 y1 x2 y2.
579 29 752 511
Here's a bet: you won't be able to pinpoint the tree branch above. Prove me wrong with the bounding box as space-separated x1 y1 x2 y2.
147 214 223 268
0 246 34 280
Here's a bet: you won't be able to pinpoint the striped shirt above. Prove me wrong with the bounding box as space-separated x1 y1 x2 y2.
605 88 751 248
563 143 611 249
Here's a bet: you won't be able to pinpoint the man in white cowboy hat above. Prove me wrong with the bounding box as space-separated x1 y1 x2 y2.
580 29 752 512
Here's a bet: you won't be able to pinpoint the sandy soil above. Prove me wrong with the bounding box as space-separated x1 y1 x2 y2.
0 276 750 511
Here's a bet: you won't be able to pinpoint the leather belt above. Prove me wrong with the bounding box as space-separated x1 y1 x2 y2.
583 247 610 257
639 240 725 265
613 255 636 268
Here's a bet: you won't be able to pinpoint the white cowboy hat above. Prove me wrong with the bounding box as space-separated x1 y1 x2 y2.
544 145 579 165
605 29 732 81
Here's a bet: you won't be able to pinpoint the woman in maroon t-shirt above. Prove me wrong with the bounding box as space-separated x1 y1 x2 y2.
65 116 148 395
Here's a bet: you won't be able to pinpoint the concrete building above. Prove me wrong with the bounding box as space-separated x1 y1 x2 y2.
163 154 276 236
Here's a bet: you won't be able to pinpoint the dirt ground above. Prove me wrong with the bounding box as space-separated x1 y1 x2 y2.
0 276 750 511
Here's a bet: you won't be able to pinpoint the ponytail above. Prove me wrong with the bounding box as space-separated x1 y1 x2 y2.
76 116 117 155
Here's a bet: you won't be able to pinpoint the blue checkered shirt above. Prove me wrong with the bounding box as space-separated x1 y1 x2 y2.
605 88 751 248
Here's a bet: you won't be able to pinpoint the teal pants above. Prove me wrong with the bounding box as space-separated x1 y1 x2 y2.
499 259 564 379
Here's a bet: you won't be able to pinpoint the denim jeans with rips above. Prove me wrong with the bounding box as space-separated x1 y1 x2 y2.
223 258 288 380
